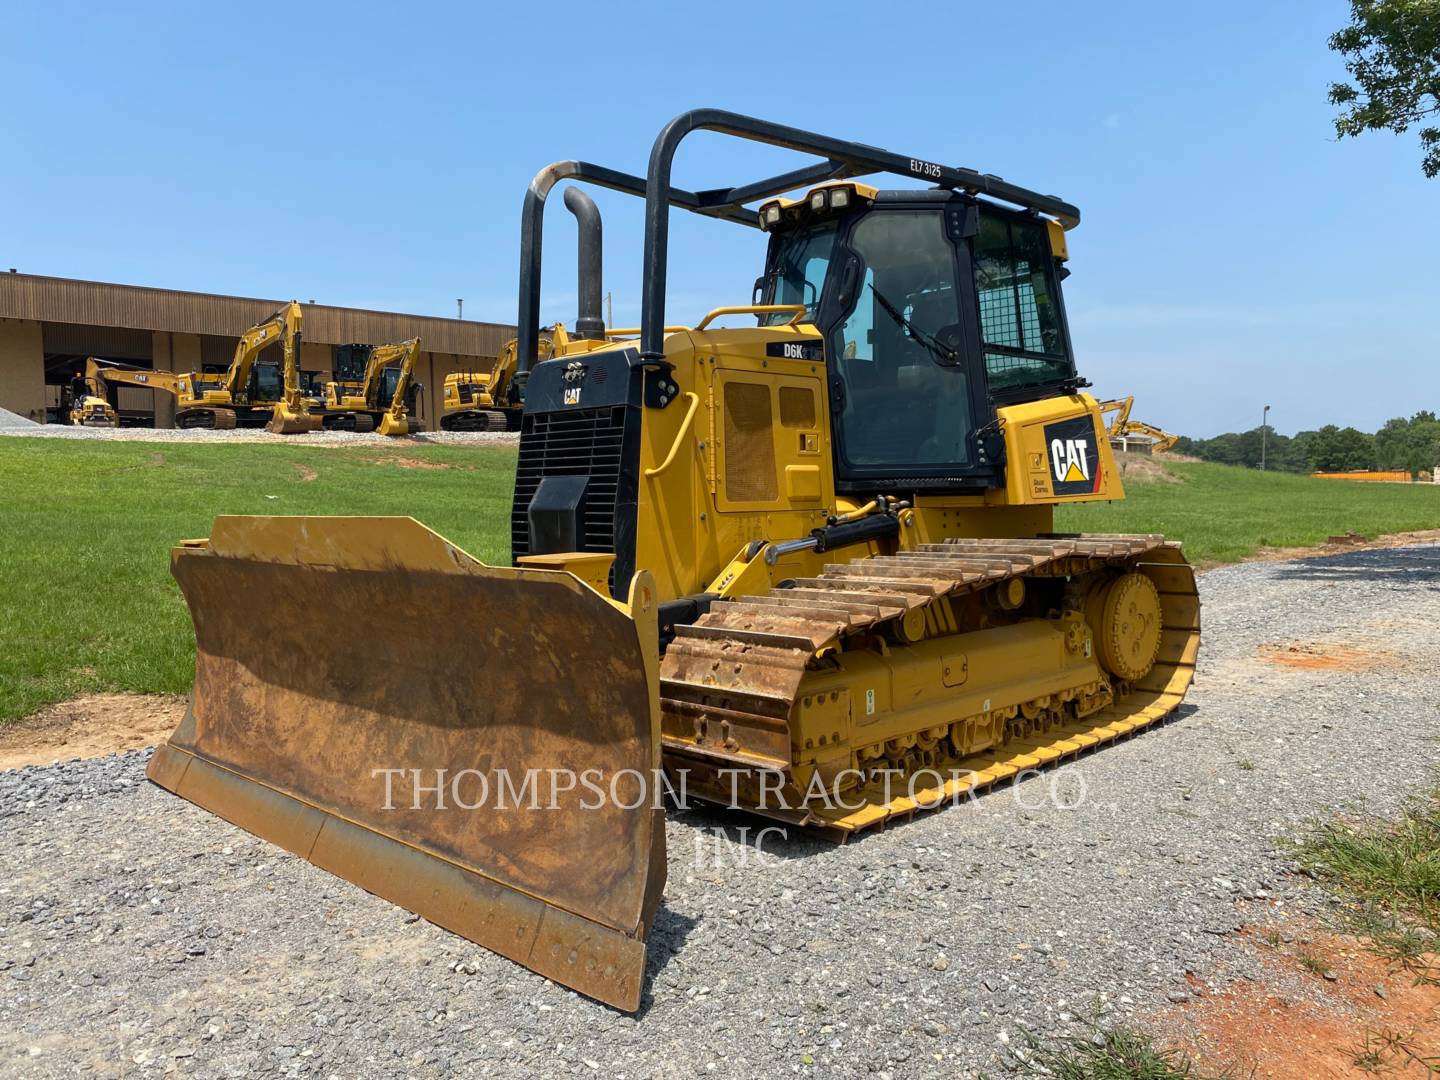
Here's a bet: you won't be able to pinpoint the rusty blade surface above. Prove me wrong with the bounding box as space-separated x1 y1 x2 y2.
146 516 664 1011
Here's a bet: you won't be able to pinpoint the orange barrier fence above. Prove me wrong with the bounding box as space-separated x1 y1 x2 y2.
1310 470 1413 483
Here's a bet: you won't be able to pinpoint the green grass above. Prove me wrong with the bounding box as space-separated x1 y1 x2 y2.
0 437 515 722
1006 1024 1235 1079
1289 783 1440 976
1057 460 1440 564
2 439 1437 723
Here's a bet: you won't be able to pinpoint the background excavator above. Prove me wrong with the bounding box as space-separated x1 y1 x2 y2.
175 300 310 429
65 303 312 430
67 358 179 427
148 110 1200 1012
1102 395 1179 453
439 332 554 431
321 338 425 435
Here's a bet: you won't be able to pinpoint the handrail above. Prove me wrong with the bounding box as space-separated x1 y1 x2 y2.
603 325 690 338
693 304 807 332
643 391 700 478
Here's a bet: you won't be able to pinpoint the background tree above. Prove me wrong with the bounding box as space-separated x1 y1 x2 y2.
1302 425 1377 471
1373 411 1440 473
1329 0 1440 176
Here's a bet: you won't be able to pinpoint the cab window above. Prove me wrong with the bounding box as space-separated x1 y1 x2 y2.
250 362 282 402
974 212 1071 396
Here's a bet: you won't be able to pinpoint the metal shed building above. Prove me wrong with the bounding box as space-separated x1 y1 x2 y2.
0 271 514 428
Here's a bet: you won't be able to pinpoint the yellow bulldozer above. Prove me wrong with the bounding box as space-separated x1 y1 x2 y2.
147 110 1200 1012
321 338 425 435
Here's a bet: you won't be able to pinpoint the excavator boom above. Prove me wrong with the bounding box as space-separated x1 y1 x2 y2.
1102 395 1180 453
376 338 422 436
263 301 321 434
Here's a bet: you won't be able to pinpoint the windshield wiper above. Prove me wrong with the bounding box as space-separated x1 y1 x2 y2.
869 284 957 365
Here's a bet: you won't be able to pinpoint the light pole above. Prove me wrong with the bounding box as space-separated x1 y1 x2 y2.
1261 404 1271 470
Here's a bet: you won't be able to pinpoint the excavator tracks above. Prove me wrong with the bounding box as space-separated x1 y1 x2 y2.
441 409 513 432
659 534 1199 838
175 408 238 430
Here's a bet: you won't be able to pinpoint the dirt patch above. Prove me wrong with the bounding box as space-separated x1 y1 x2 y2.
293 463 318 481
1241 529 1440 567
1153 920 1440 1078
376 456 451 470
1116 454 1181 484
1257 642 1404 673
0 693 186 769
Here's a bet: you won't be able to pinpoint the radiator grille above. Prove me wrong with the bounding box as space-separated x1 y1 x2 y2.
511 405 627 560
723 381 777 501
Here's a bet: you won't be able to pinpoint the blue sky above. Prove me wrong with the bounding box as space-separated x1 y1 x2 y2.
3 1 1435 437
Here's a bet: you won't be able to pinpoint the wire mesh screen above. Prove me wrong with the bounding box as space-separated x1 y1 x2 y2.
978 268 1044 351
976 213 1072 394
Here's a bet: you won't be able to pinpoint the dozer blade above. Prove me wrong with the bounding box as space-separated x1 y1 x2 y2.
147 516 665 1011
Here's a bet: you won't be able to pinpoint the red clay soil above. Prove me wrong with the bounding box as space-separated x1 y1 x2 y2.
1257 642 1405 673
1152 920 1440 1078
0 693 186 769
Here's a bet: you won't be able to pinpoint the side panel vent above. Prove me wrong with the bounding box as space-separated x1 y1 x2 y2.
723 381 777 502
778 386 816 429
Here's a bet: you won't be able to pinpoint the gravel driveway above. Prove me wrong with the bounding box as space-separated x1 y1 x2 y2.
3 544 1438 1078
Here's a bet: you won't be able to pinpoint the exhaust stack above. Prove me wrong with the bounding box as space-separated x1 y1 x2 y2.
563 187 605 340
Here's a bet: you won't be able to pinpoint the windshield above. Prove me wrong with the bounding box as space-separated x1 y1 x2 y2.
335 344 372 383
250 362 283 403
379 366 402 401
760 221 837 325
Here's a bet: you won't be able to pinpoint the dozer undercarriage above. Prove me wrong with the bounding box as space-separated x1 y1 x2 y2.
149 109 1200 1012
661 535 1197 836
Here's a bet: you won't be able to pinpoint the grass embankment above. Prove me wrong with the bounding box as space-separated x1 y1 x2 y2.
1 439 1437 723
1057 458 1440 563
0 438 515 722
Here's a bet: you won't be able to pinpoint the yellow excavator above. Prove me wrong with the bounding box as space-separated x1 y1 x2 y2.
66 302 316 430
1102 395 1179 453
439 331 558 431
148 110 1200 1012
169 300 311 429
321 338 425 435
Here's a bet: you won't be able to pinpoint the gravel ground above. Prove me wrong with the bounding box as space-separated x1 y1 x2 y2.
0 426 517 447
2 544 1438 1078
